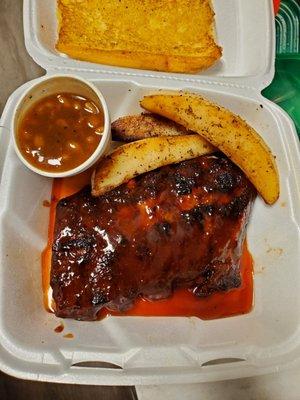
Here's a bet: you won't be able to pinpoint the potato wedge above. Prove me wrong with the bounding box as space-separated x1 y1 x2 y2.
112 113 190 142
92 135 215 196
141 93 279 205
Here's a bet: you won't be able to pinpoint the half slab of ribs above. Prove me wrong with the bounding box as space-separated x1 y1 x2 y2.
51 154 256 320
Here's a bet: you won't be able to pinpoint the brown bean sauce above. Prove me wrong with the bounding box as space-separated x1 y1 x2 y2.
17 93 104 172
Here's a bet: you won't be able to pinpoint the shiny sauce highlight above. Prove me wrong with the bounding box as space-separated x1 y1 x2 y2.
42 171 253 320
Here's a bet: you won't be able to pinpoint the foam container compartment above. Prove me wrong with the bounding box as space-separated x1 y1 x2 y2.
24 0 275 88
0 0 299 386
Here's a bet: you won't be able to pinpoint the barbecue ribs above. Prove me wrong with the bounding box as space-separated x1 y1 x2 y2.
51 154 256 320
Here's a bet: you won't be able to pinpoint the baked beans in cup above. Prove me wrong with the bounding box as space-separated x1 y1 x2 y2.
12 75 110 178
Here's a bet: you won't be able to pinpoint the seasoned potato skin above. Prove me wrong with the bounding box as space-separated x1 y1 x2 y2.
92 135 215 196
141 93 279 205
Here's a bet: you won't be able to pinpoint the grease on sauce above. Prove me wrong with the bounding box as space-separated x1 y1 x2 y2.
63 333 74 339
17 93 104 172
42 170 253 320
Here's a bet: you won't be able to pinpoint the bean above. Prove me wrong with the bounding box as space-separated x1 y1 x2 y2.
44 101 53 109
57 95 70 107
66 141 80 151
87 115 102 129
62 153 71 162
84 101 99 114
34 135 44 148
56 118 68 128
73 101 81 110
28 119 39 126
86 135 96 144
23 130 32 141
95 127 104 135
36 105 45 114
24 145 31 154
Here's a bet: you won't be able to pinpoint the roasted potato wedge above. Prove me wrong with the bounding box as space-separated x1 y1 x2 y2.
141 93 279 205
92 135 215 196
112 113 191 142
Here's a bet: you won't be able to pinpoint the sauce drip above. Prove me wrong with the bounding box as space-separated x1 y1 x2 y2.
43 200 51 207
42 170 253 320
17 92 104 172
54 323 64 333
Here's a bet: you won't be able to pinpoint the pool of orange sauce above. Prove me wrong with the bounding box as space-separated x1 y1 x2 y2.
42 169 253 320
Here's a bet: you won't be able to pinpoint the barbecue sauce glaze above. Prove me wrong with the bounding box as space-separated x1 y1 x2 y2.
42 165 253 320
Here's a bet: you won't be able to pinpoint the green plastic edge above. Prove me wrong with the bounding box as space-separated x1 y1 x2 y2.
263 0 300 137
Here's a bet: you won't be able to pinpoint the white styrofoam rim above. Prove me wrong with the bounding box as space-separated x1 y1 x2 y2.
11 74 111 178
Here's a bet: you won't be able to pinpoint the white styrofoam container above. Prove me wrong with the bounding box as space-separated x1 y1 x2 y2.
0 0 299 386
24 0 275 89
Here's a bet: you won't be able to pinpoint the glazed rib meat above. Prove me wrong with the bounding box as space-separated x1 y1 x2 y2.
51 154 256 320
